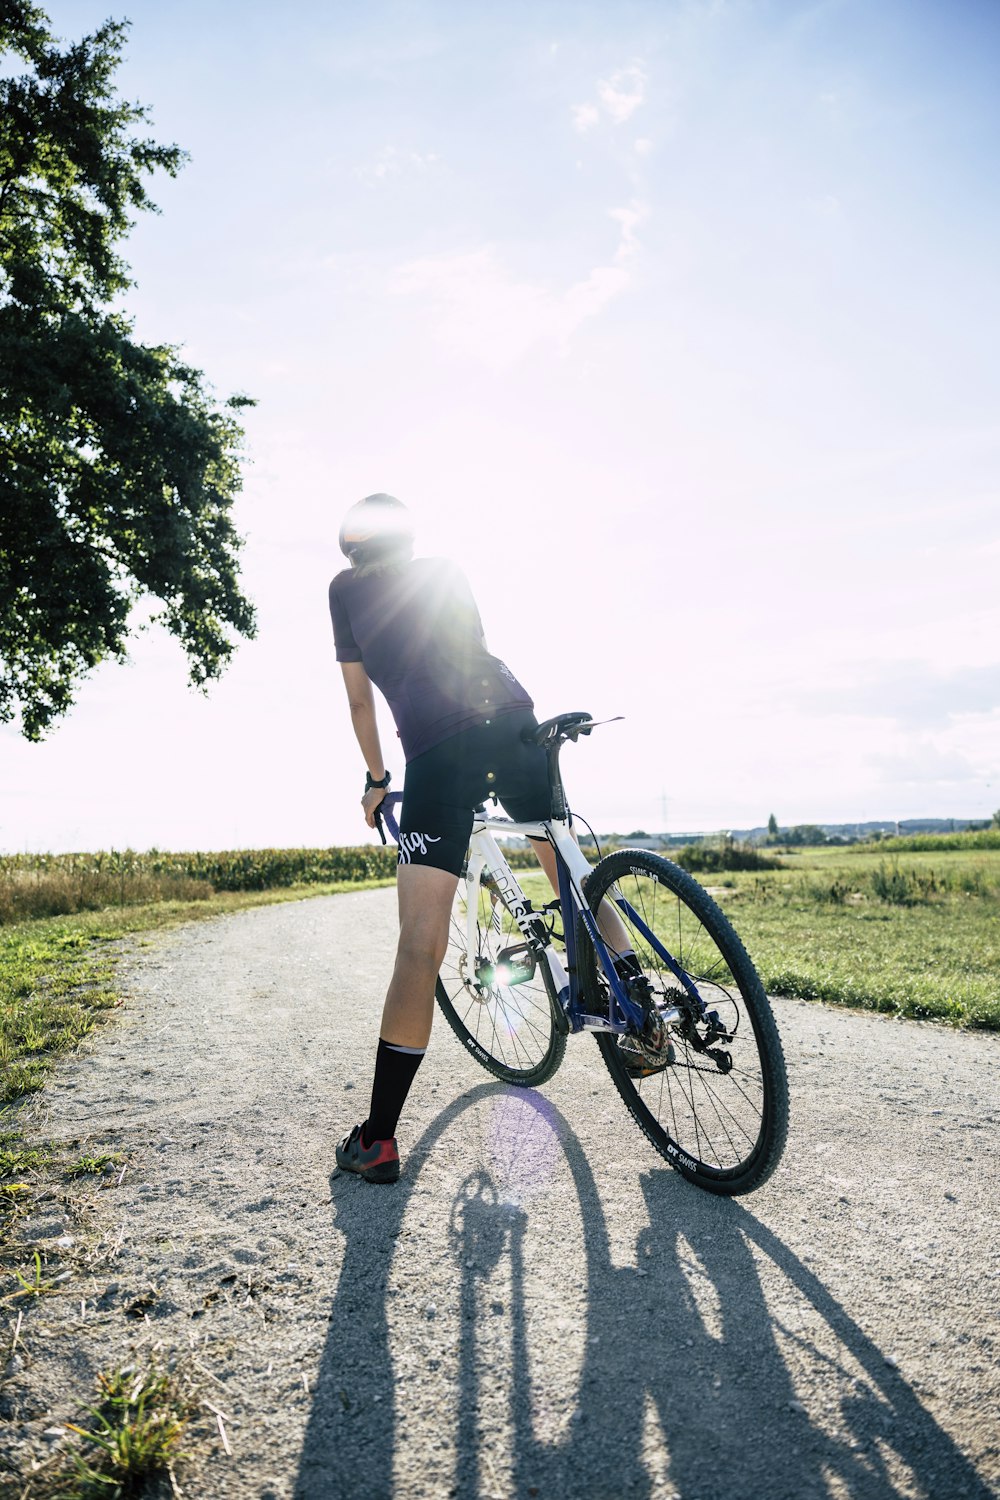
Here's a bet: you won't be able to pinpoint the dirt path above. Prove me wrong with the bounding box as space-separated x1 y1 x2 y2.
2 888 998 1499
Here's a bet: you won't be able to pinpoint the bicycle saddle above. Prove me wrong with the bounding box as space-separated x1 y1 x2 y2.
525 711 594 746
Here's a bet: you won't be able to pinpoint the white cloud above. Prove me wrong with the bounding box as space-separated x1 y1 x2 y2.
572 102 600 134
597 64 646 124
390 249 622 369
634 137 653 156
355 145 439 182
609 200 646 260
867 738 983 790
390 201 647 369
571 62 646 133
790 660 1000 730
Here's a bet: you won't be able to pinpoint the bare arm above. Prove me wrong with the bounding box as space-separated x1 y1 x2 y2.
341 661 390 828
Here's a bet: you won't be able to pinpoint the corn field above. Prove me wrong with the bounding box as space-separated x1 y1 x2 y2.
0 846 397 924
0 843 543 925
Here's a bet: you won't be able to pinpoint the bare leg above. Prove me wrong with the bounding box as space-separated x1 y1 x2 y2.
528 836 632 953
379 863 459 1049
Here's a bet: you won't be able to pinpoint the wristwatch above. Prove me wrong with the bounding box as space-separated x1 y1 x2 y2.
365 770 391 791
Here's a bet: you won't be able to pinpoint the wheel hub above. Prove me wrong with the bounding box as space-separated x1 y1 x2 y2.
459 951 493 1004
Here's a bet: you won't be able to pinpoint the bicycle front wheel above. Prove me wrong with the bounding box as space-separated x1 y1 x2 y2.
435 865 566 1087
581 850 788 1194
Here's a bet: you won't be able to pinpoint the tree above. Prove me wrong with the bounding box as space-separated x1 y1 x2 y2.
767 812 778 836
0 3 256 739
993 808 1000 829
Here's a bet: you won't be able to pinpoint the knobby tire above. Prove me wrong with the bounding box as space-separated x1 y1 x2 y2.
581 849 789 1195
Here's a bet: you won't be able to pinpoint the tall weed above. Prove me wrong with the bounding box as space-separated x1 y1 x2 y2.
673 841 782 874
0 843 552 925
870 861 918 905
0 869 211 924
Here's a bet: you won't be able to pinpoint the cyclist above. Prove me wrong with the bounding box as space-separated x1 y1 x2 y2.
329 494 556 1183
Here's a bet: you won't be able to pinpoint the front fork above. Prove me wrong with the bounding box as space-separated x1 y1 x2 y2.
466 841 571 1012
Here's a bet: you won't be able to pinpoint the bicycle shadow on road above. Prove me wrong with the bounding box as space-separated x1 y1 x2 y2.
295 1084 989 1500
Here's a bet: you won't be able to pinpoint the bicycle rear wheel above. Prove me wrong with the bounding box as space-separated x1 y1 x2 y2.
435 864 566 1086
581 850 788 1194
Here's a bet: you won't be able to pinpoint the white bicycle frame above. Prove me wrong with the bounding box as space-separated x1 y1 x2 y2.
378 738 680 1036
460 808 625 1033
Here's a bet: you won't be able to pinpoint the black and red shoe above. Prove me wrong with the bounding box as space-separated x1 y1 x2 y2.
335 1123 400 1184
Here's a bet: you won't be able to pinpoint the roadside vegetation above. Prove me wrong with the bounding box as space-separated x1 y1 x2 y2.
669 840 782 874
726 844 1000 1029
850 827 1000 854
1 846 400 924
523 838 1000 1031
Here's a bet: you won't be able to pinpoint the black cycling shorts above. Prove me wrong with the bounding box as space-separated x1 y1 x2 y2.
398 709 550 877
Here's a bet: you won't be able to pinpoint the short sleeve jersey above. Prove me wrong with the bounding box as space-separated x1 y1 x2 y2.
328 556 533 761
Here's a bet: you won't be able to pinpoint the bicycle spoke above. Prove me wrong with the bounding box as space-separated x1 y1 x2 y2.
436 862 563 1086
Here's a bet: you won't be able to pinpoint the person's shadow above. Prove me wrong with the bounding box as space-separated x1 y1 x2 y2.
294 1085 990 1500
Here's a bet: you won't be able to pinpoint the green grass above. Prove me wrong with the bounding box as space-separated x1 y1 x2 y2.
521 845 1000 1029
683 847 1000 1028
64 1151 125 1178
3 1247 67 1307
0 1134 53 1175
735 895 998 1026
18 1363 199 1499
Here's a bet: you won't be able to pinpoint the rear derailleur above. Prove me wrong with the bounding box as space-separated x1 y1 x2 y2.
617 956 735 1074
673 993 735 1074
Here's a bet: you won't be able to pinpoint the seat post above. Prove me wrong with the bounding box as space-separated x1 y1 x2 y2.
547 744 568 821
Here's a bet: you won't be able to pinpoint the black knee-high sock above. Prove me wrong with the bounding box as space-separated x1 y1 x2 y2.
364 1037 426 1145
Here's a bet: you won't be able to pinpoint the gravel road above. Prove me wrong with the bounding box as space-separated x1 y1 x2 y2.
2 887 998 1500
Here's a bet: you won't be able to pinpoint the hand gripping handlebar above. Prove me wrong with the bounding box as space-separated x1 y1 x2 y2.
373 791 403 846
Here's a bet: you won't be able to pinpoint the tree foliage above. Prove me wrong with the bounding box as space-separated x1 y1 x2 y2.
0 2 256 738
777 823 828 847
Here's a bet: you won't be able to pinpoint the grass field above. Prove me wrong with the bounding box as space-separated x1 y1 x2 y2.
519 842 1000 1031
717 845 999 1028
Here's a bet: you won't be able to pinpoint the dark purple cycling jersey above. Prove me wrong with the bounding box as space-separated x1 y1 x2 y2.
328 556 533 761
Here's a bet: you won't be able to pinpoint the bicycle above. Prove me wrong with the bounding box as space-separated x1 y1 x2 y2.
377 712 789 1195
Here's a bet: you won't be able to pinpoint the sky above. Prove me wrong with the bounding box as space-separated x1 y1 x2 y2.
2 0 999 851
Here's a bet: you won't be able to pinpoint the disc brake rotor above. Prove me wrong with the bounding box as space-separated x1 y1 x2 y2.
458 950 491 1005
